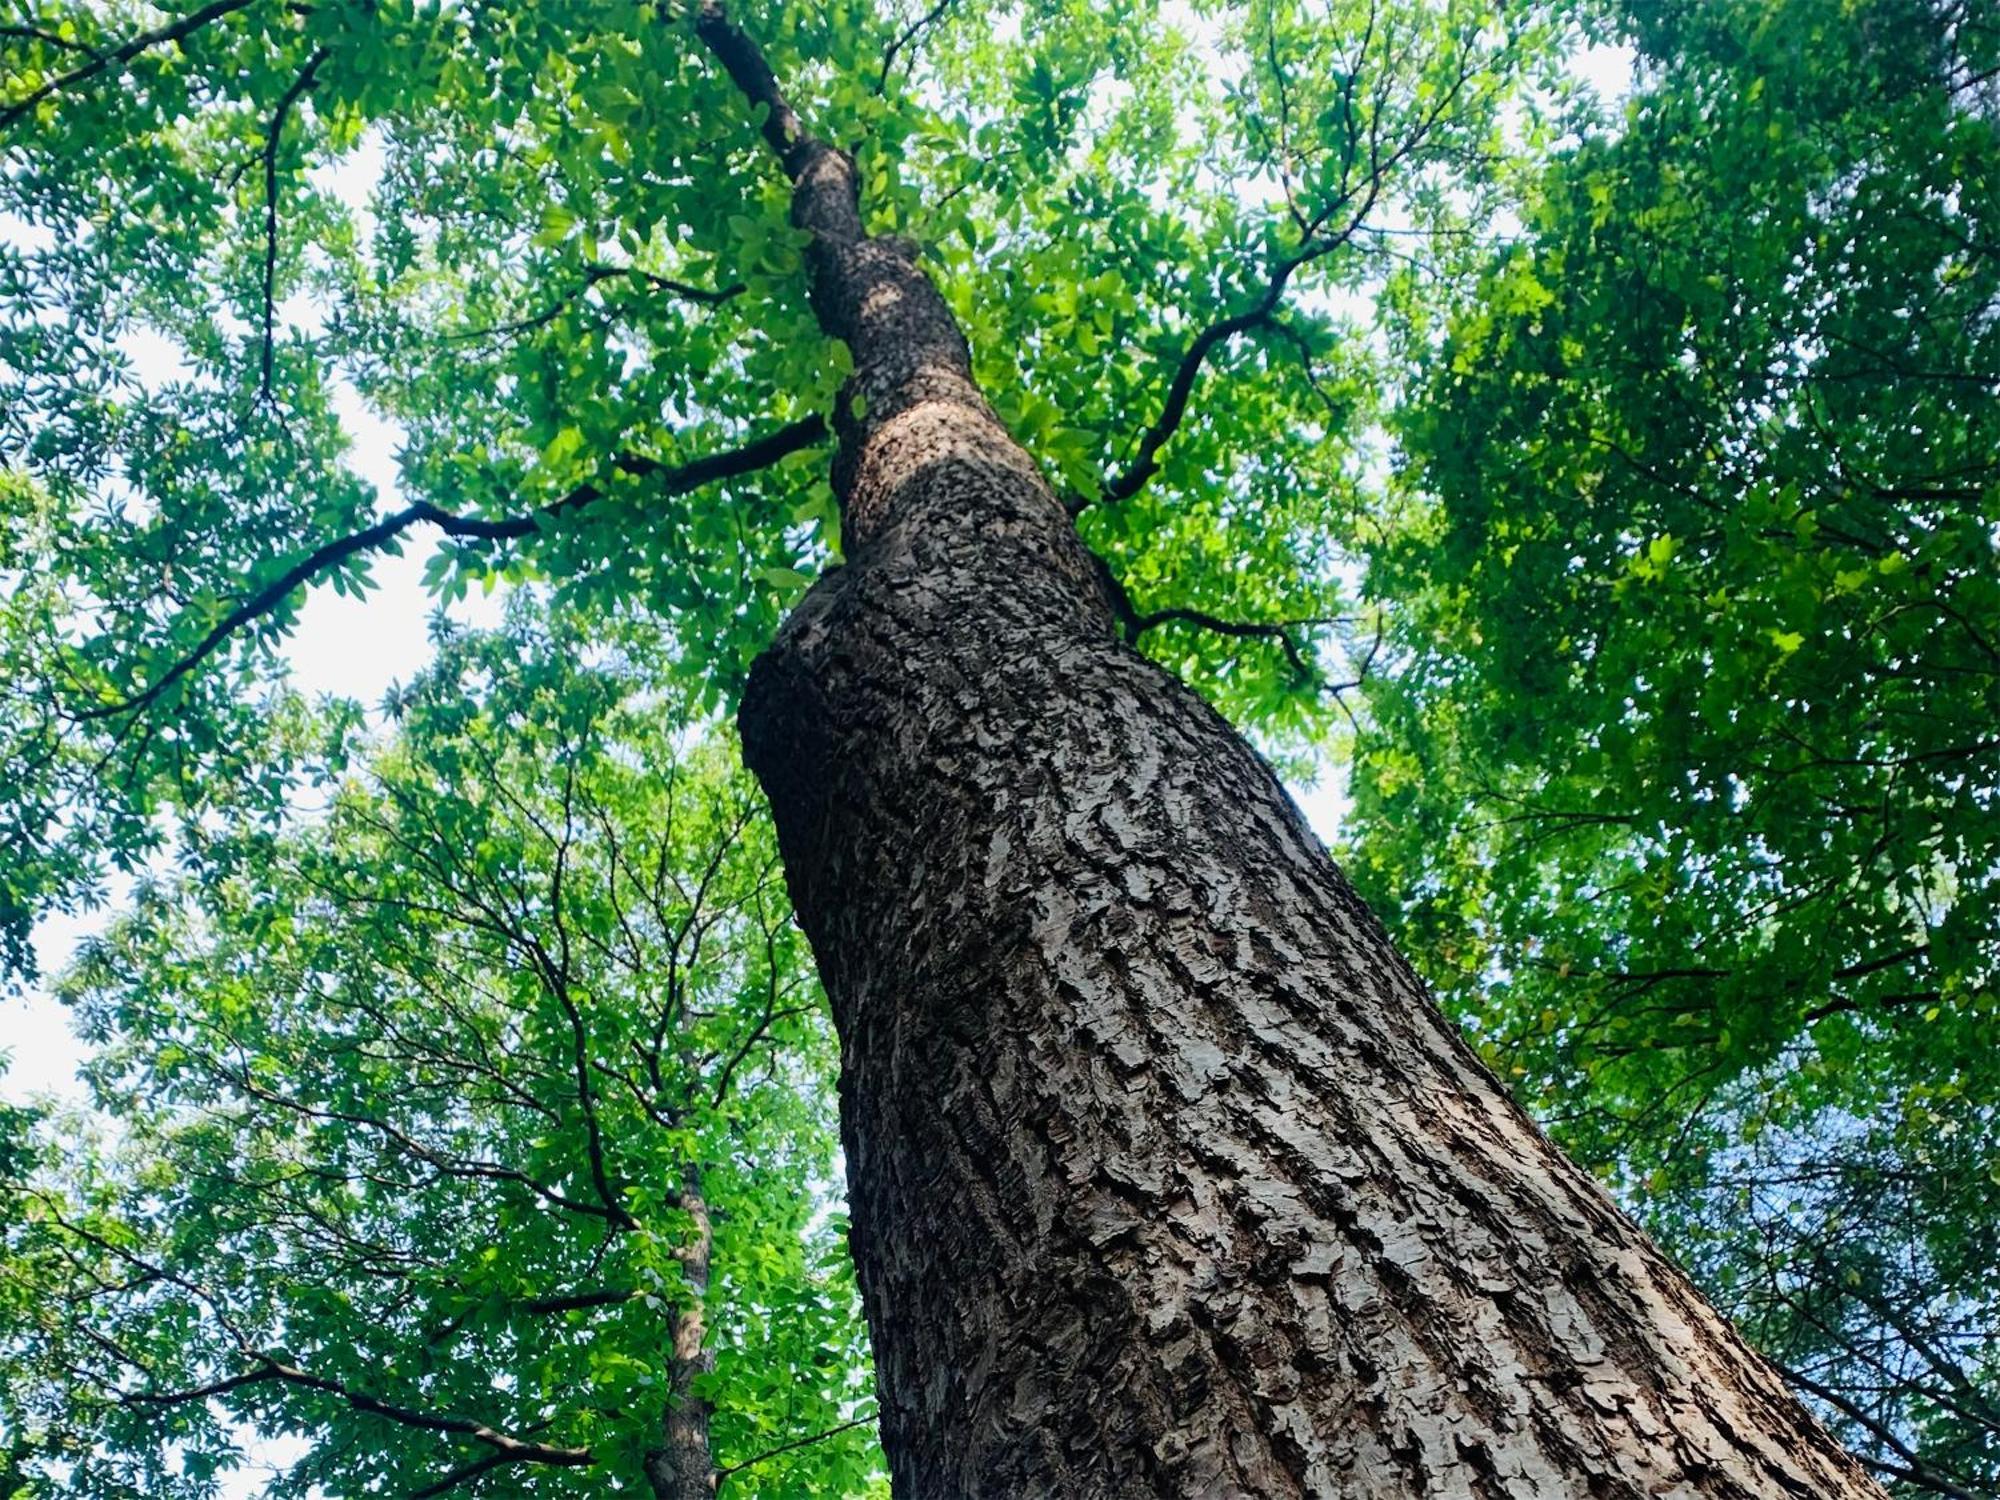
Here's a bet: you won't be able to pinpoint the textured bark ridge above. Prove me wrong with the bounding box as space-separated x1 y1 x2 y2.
702 8 1886 1496
644 1170 714 1500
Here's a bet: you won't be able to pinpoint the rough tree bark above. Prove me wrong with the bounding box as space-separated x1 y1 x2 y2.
702 7 1888 1496
644 1167 716 1500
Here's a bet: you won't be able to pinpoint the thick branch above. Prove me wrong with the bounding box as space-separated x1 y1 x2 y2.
0 0 256 131
692 1 816 179
76 415 827 721
520 1286 643 1316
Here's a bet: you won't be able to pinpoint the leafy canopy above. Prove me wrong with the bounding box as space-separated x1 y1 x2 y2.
1350 0 2000 1491
0 0 1546 978
1 606 883 1497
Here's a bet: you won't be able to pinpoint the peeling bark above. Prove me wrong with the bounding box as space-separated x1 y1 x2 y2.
699 6 1888 1496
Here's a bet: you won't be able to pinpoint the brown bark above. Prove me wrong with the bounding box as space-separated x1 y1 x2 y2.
701 7 1888 1496
644 1168 715 1500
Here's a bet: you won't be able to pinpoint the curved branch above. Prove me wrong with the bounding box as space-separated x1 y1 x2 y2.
409 1451 515 1500
1100 304 1279 505
716 1414 876 1489
445 263 745 346
875 0 955 95
132 1356 592 1480
74 414 828 722
258 46 330 400
0 24 104 58
0 0 257 132
1131 603 1344 685
1097 2 1492 507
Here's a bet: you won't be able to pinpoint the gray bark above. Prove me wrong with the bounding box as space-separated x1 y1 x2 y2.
701 6 1887 1496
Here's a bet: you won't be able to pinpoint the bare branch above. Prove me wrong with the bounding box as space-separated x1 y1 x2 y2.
74 414 827 721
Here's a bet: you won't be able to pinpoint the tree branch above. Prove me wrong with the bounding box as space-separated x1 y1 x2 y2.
715 1415 876 1488
1130 603 1345 686
520 1286 641 1316
0 0 257 132
258 46 330 401
445 263 745 345
125 1352 594 1490
692 1 817 180
875 0 955 95
1777 1360 1983 1500
0 23 104 59
409 1451 515 1500
1097 0 1492 506
74 414 827 721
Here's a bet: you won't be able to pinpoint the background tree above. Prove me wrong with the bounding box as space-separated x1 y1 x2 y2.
0 608 882 1497
1350 0 2000 1492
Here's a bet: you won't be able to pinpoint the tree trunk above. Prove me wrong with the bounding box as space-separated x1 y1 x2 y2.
644 1168 715 1500
703 7 1885 1496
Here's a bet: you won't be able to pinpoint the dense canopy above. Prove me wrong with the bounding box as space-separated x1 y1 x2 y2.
1351 0 2000 1490
0 0 1994 1495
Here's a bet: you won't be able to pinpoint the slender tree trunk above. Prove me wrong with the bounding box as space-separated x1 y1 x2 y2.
703 7 1885 1496
644 1168 715 1500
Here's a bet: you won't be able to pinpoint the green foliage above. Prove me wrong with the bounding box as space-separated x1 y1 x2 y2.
0 606 882 1496
1351 0 2000 1490
0 0 1549 971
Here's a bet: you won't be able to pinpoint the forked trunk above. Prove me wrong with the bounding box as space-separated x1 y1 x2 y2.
705 6 1885 1495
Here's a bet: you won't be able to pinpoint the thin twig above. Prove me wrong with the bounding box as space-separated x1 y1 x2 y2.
0 0 257 131
875 0 954 94
258 47 330 401
716 1415 876 1488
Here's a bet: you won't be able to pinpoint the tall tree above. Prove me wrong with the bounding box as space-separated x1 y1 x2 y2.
2 0 1888 1494
1 609 883 1497
1349 0 1998 1491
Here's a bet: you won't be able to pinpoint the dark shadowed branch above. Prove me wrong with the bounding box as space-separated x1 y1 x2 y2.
1131 603 1346 686
1097 0 1495 505
445 262 747 345
72 414 828 722
258 46 330 401
875 0 955 94
715 1415 877 1490
0 0 258 131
